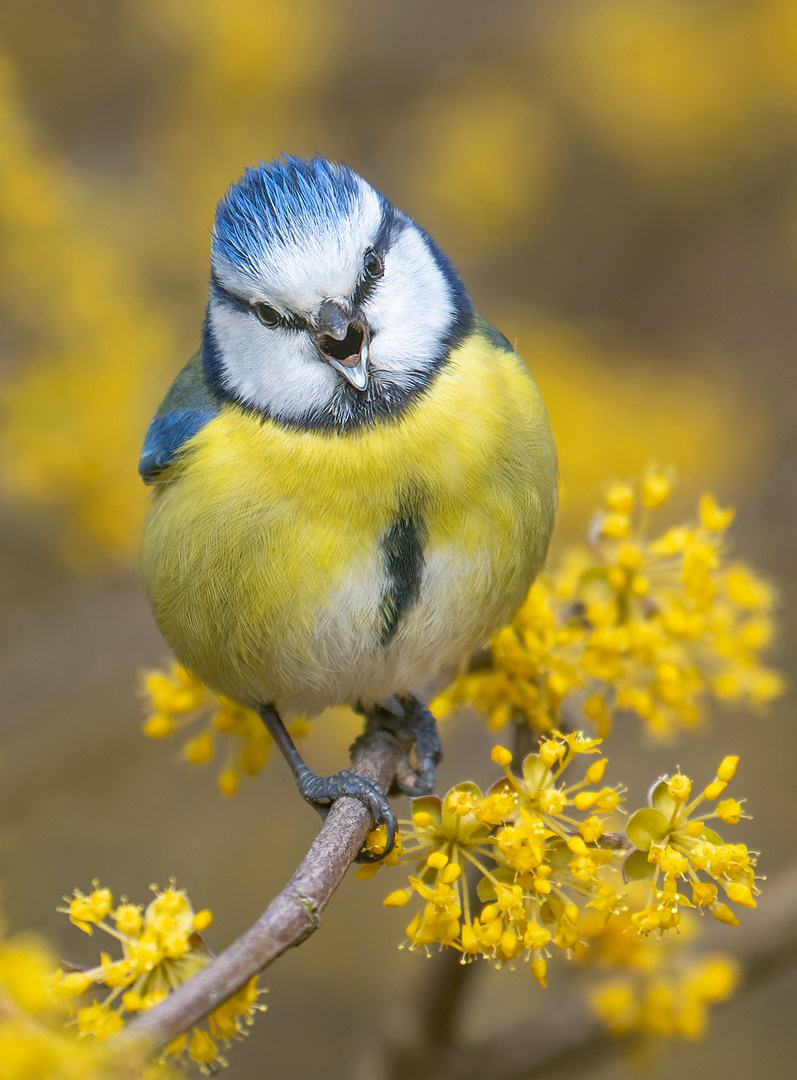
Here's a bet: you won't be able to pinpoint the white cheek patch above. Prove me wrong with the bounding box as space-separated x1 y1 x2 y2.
213 183 384 314
210 302 337 417
364 227 454 384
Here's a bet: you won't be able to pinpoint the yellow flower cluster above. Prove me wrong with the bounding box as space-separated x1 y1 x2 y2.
589 939 739 1040
362 732 626 987
141 663 308 796
581 895 739 1040
623 756 759 933
54 881 265 1073
0 906 174 1080
368 743 760 989
434 469 783 741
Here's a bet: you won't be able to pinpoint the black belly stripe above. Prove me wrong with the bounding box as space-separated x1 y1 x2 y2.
378 515 426 645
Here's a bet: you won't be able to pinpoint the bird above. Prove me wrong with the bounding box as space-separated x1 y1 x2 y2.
139 155 557 854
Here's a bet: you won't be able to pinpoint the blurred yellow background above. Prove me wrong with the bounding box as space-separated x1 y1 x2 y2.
0 1 795 1077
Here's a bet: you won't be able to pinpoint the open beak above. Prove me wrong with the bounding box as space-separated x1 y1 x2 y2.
314 300 370 391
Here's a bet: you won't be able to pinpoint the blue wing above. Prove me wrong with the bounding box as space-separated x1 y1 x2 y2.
139 350 219 483
475 315 514 355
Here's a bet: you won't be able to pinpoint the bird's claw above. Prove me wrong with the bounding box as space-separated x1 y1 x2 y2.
295 765 396 860
407 718 442 796
359 697 442 798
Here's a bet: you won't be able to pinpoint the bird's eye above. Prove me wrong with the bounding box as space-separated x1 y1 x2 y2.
363 249 384 280
253 302 281 327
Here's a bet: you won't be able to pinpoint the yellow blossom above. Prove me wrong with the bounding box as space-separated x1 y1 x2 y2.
54 881 266 1071
433 471 782 745
717 755 739 782
590 978 638 1034
623 757 760 932
589 933 740 1043
667 773 692 802
1 900 183 1078
491 745 513 767
140 663 288 795
699 493 734 531
605 482 635 515
714 797 743 825
367 740 625 977
600 512 632 540
640 466 673 509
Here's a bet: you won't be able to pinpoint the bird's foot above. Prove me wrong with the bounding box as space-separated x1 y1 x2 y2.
295 764 396 860
355 696 442 798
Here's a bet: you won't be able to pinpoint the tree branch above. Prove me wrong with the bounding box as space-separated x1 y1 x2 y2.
116 728 403 1054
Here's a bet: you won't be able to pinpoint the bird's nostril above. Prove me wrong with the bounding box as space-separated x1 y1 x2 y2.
318 322 365 363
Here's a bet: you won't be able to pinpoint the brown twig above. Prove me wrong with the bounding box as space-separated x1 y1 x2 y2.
115 728 403 1054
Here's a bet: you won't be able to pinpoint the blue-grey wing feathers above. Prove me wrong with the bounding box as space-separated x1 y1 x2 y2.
139 350 219 483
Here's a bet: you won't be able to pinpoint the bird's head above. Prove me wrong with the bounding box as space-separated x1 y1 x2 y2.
204 156 472 428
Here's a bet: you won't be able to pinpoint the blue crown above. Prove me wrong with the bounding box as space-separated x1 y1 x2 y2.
212 156 375 279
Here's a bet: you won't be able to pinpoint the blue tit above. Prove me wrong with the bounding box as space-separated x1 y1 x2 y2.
140 156 557 851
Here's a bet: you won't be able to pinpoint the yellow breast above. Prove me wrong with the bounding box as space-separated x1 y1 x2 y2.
141 330 557 712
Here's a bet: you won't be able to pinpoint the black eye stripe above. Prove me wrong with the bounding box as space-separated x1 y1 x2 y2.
252 301 308 332
208 273 310 331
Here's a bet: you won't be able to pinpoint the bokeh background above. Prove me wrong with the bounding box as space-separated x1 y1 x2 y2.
1 0 795 1076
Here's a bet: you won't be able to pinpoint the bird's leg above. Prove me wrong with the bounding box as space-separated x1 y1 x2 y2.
355 695 442 797
257 704 396 856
